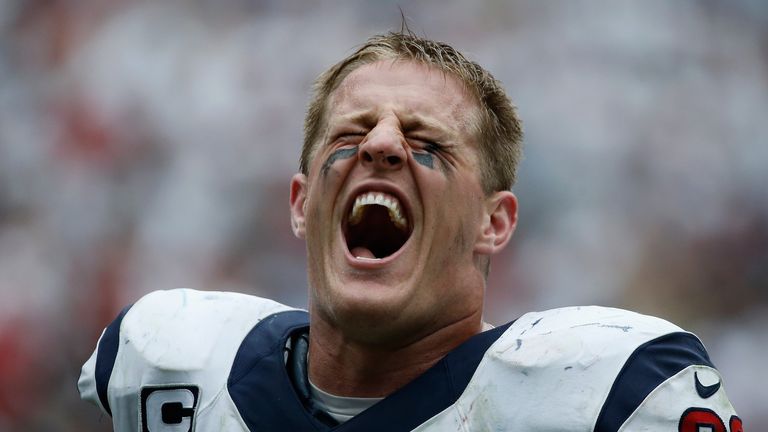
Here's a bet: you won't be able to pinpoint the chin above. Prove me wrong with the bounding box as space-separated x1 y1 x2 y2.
318 280 426 346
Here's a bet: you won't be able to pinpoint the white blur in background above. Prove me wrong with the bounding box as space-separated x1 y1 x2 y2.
0 0 766 430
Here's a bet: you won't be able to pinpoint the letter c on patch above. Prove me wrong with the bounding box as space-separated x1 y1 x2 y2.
140 385 200 432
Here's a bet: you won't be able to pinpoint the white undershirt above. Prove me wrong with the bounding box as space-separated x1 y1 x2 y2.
305 324 495 423
308 378 384 423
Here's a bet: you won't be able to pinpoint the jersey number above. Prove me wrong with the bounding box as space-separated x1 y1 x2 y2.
140 385 200 432
679 408 743 432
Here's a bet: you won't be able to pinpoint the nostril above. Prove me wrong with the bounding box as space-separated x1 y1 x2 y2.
360 147 403 169
386 155 401 165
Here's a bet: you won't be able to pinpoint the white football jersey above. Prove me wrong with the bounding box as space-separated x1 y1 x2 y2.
79 289 741 431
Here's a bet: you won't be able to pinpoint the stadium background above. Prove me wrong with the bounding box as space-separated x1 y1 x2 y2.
0 0 766 430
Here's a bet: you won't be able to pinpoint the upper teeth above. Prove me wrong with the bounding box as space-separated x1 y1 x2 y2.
349 192 408 230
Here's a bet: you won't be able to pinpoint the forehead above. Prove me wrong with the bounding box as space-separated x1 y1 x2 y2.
327 60 479 131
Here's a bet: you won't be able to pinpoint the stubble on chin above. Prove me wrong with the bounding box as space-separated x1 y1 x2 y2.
311 282 428 348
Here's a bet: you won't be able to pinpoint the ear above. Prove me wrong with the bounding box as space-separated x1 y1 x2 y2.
474 191 518 255
289 173 308 239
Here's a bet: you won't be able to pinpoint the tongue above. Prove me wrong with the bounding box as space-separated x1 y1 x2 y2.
351 246 376 259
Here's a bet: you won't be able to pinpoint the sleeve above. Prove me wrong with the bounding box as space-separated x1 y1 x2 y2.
594 332 742 432
78 304 133 416
465 306 741 431
77 288 296 432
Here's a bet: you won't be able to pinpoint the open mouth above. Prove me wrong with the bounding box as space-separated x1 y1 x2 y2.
343 191 412 260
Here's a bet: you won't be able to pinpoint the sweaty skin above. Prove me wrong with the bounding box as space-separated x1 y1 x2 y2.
290 60 518 398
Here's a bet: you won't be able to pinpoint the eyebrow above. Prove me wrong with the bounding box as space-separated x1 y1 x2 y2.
330 110 454 138
331 111 378 130
400 115 449 136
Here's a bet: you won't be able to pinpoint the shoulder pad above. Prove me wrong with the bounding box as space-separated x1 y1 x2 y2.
119 289 296 370
494 305 685 367
449 306 703 430
78 289 302 431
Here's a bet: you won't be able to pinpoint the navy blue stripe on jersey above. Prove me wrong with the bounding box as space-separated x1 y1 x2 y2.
95 304 133 416
337 321 513 432
229 310 512 432
228 310 318 431
593 332 715 432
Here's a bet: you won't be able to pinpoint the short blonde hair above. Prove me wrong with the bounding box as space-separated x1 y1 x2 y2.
301 31 523 193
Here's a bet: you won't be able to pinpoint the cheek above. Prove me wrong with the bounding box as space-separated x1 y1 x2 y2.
321 147 359 177
412 152 435 170
303 184 328 237
411 150 453 177
444 183 486 250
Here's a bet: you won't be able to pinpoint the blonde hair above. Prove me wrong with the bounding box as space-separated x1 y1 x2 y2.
301 31 523 193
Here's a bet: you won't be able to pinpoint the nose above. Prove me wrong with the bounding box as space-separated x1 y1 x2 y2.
358 123 407 171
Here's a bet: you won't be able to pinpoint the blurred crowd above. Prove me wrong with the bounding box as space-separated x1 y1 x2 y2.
0 0 766 430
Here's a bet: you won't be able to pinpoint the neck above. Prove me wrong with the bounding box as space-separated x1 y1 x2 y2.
307 311 483 397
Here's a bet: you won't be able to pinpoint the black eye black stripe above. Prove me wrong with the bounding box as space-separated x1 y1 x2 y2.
321 147 359 176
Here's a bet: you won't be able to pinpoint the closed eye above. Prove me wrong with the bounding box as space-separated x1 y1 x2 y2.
423 141 444 154
408 136 442 151
414 138 453 159
332 132 367 146
409 138 456 170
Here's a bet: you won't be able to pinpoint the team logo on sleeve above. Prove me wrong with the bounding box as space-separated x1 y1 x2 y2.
679 408 743 432
694 371 721 399
140 385 200 432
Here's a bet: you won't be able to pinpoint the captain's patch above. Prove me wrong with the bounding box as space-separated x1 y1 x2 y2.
140 385 200 432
